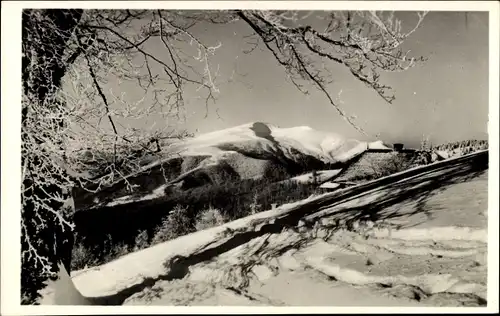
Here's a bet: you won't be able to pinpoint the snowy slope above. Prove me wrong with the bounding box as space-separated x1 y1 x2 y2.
64 150 488 307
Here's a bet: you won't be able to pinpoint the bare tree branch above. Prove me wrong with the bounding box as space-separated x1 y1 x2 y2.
21 9 427 304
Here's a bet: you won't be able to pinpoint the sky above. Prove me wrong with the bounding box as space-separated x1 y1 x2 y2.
89 10 489 148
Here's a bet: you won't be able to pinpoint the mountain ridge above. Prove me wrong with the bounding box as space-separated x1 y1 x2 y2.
72 122 487 212
73 122 389 210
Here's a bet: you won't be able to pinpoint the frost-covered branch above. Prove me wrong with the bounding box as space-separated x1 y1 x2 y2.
21 9 427 304
21 9 221 304
235 10 428 134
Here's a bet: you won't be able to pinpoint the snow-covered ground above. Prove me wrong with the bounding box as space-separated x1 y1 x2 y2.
120 169 488 307
51 150 488 307
29 150 488 308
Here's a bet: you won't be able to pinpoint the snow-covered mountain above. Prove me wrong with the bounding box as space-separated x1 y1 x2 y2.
152 121 389 167
74 122 390 209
